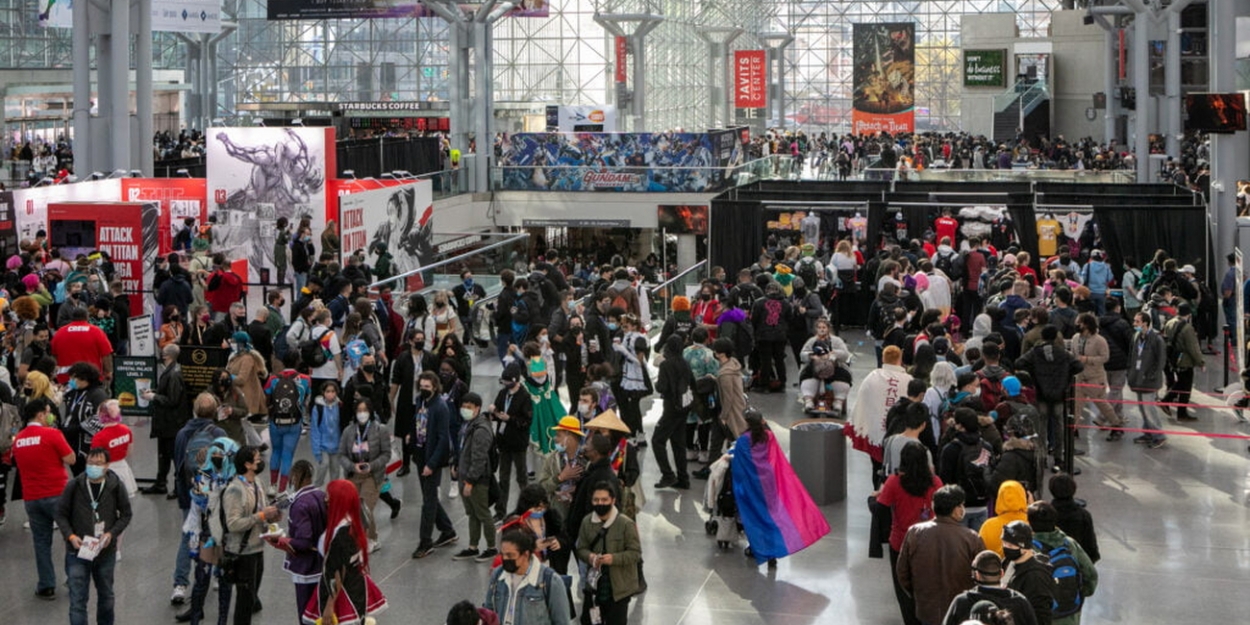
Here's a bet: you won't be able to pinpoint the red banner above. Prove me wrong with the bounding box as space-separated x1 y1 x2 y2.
734 50 767 109
49 202 155 293
615 36 628 83
120 179 207 256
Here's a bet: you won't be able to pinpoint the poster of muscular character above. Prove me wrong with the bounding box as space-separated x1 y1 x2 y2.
206 128 333 282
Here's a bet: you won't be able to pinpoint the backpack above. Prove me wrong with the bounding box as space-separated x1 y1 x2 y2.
1033 538 1085 618
610 290 630 313
273 322 295 361
720 319 754 359
299 327 329 368
934 249 958 280
267 374 303 426
977 370 1008 413
871 302 899 340
795 257 820 290
510 297 529 339
1165 319 1188 366
957 440 994 504
182 422 219 482
0 403 21 454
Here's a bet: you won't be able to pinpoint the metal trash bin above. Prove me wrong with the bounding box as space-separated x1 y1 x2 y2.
789 420 846 505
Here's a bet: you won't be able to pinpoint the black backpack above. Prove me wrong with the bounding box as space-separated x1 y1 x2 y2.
935 249 961 282
1033 538 1085 618
957 440 994 505
299 327 329 368
267 374 303 426
795 257 820 290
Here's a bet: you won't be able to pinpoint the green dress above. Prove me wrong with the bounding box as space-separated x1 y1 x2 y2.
525 376 563 453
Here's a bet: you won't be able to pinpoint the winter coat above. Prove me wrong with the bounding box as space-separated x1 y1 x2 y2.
751 292 791 342
944 585 1038 625
219 477 269 555
226 349 268 416
283 485 327 580
896 516 985 625
716 358 748 438
991 438 1040 496
1163 317 1204 370
491 386 533 453
149 362 189 439
1015 343 1082 403
309 398 342 460
1069 333 1110 385
1097 314 1132 371
55 471 133 556
979 480 1029 556
1033 528 1099 613
457 415 495 486
338 419 392 485
1126 329 1167 391
1006 556 1057 625
156 273 194 317
1052 497 1101 563
576 508 643 602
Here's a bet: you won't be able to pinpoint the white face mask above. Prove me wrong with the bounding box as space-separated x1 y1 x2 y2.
356 412 370 425
460 407 476 421
578 402 592 416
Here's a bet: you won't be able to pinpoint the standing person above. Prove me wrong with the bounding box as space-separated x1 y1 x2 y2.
50 306 113 385
273 461 326 622
177 436 239 625
389 329 436 477
307 309 343 398
247 308 275 367
1014 326 1083 473
491 362 532 519
1161 303 1205 422
309 382 343 486
56 447 133 625
563 433 622 554
875 443 943 625
409 372 459 559
979 480 1031 556
343 352 390 426
483 528 572 625
520 345 564 454
575 482 643 625
750 282 792 392
89 400 137 497
611 313 651 445
215 444 281 625
12 398 75 599
848 346 914 487
1080 250 1112 315
1098 298 1133 438
451 393 500 563
943 551 1038 625
896 485 985 625
170 393 229 607
1000 521 1057 625
452 268 487 346
538 416 585 575
225 332 269 422
1127 312 1169 448
694 338 747 481
61 362 110 476
301 480 388 625
937 409 995 531
264 353 311 493
338 398 391 553
1070 313 1122 438
1048 474 1100 564
652 335 693 489
142 344 188 495
1027 502 1099 625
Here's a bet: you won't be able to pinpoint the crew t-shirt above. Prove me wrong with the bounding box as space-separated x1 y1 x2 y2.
12 424 73 500
50 321 113 384
91 424 134 462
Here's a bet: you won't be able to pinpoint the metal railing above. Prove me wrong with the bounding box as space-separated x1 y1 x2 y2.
368 232 529 291
647 260 709 325
993 79 1048 115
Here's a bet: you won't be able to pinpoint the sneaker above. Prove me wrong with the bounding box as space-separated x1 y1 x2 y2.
171 584 188 605
448 484 459 499
451 548 480 561
653 476 676 489
266 485 278 498
1107 431 1125 442
802 398 815 411
388 498 403 520
674 481 691 490
369 540 381 553
434 532 458 548
1148 437 1168 449
698 450 709 464
475 548 499 563
412 543 435 559
1177 414 1199 422
139 484 167 495
1133 434 1153 444
35 588 56 600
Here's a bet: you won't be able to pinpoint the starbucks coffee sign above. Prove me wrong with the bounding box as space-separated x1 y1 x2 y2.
964 49 1007 88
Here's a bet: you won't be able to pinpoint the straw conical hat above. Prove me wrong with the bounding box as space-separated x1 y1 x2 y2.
583 409 630 434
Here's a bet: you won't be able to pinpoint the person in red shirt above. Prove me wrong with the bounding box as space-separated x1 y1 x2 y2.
934 209 959 248
204 253 244 318
50 307 113 385
11 398 75 598
90 399 137 497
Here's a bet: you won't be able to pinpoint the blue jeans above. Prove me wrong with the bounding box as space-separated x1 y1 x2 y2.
25 496 59 592
961 508 989 532
1134 391 1167 441
67 550 117 625
268 422 303 477
174 521 192 587
294 272 308 294
1091 292 1107 316
495 331 512 363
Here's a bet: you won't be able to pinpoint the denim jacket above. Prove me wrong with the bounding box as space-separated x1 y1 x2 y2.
483 560 571 625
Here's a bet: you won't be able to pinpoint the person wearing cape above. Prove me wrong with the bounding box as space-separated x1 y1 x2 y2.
730 409 831 565
524 355 563 454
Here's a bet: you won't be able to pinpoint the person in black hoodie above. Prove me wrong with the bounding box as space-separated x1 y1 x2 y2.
491 363 533 520
1098 297 1133 431
1001 521 1055 625
652 335 693 490
938 408 996 531
1047 474 1100 563
1014 326 1083 473
943 550 1038 625
751 282 792 392
156 265 194 319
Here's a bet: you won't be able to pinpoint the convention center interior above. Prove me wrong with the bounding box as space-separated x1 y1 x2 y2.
2 1 1250 624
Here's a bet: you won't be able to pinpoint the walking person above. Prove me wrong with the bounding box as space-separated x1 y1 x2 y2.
575 482 643 625
56 447 133 625
1128 312 1169 448
1161 303 1205 422
483 528 571 625
176 436 239 625
1070 313 1123 439
338 398 391 553
267 460 326 624
89 400 138 498
141 344 189 496
409 372 458 558
652 335 693 489
309 381 343 487
11 398 75 599
451 392 500 563
264 353 311 493
215 444 281 624
491 362 532 520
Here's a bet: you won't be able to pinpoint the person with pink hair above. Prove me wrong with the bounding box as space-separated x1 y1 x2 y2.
89 399 137 497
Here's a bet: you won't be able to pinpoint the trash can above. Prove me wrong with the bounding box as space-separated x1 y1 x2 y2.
789 420 846 505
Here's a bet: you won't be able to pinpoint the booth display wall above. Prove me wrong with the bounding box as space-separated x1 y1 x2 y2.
206 127 335 283
0 191 18 260
338 180 436 291
12 179 124 242
48 201 158 295
120 178 209 256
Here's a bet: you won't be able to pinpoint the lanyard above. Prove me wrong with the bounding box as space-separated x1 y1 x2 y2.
86 480 103 523
503 392 514 415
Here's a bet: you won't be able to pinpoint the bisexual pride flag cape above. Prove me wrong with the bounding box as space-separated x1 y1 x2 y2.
731 430 831 564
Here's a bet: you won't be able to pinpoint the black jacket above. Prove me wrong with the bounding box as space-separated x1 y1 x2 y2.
389 349 436 437
156 273 193 318
1015 343 1083 403
944 585 1038 625
247 320 274 365
1097 313 1133 372
345 370 391 425
291 239 315 274
1006 556 1056 625
656 351 693 414
1052 497 1100 563
490 386 532 453
55 472 133 556
149 362 189 439
750 293 791 342
565 457 621 546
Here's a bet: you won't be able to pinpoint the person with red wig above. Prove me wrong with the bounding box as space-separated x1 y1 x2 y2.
302 479 387 625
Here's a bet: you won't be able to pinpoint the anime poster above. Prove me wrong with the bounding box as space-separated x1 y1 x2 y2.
206 127 333 283
496 132 727 192
657 205 709 235
338 181 435 292
11 179 124 243
852 22 915 135
48 201 158 294
120 178 208 255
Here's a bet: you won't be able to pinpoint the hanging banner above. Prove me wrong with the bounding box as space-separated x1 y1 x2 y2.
544 105 618 132
852 23 915 135
963 49 1007 88
615 36 628 83
733 50 768 109
120 178 208 256
497 132 726 193
48 201 158 294
206 127 334 283
338 180 435 291
42 0 223 33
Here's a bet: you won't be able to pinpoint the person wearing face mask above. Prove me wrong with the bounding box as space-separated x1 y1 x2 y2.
1000 521 1056 625
226 331 269 418
59 362 110 476
309 382 344 486
344 353 390 426
451 393 500 563
452 268 487 345
181 303 213 347
537 417 584 574
159 305 186 350
289 277 323 324
141 345 189 497
943 550 1038 625
176 436 240 624
575 482 642 625
291 226 316 294
561 314 590 405
169 393 229 606
300 479 388 625
388 330 436 477
55 447 132 624
209 367 259 449
895 485 985 625
206 301 249 348
484 528 571 625
563 432 622 551
215 445 281 624
521 343 564 455
88 400 137 497
408 371 459 558
337 399 391 553
492 363 533 521
264 351 311 494
430 289 462 344
12 398 76 599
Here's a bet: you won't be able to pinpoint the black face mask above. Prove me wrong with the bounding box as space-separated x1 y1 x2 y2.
420 388 434 400
254 460 266 475
412 341 425 352
700 293 711 301
593 503 613 518
362 364 377 374
1002 546 1023 562
501 558 520 574
22 387 33 397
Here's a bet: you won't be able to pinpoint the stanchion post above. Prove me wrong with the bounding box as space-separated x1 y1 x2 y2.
1063 386 1076 478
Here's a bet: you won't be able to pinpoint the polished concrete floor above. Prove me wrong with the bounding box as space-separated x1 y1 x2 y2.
3 330 1250 624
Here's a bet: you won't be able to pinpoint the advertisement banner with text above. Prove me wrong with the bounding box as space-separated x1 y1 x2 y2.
734 50 768 109
852 23 915 135
42 0 222 33
48 201 157 294
0 191 18 260
497 132 728 193
268 1 549 20
963 49 1007 88
121 178 208 256
338 180 435 292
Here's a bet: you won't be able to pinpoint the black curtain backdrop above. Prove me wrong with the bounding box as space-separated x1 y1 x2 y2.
336 136 442 178
1008 202 1039 270
1095 205 1213 281
710 199 765 274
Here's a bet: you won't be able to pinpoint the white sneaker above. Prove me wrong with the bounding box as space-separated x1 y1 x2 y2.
448 484 459 499
171 584 188 605
803 398 815 411
369 539 381 553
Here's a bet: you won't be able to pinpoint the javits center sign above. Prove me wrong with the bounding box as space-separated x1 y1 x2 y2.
964 49 1007 88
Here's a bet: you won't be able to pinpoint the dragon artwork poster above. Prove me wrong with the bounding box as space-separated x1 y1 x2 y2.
206 127 333 283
